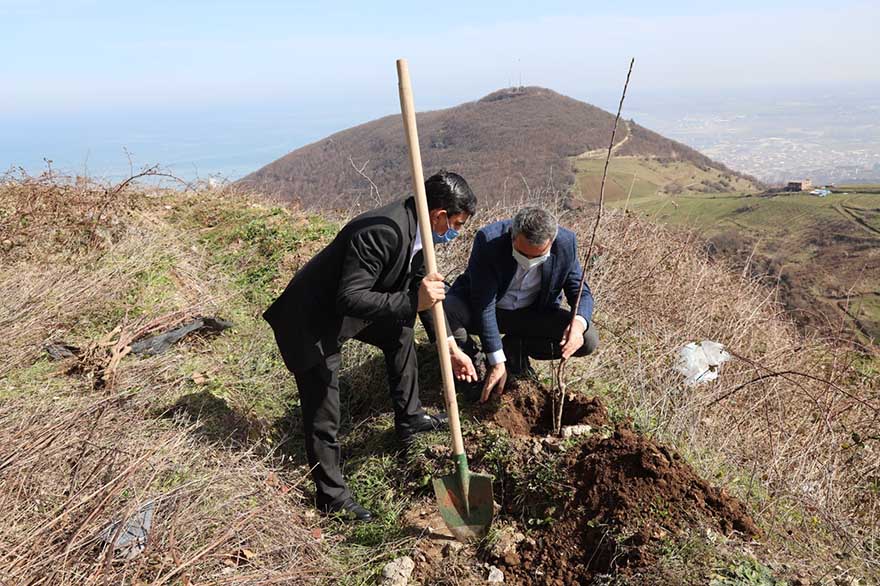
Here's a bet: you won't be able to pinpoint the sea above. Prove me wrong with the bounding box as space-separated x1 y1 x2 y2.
0 101 390 184
3 85 878 186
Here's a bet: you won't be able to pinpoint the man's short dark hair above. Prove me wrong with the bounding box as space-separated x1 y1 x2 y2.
512 207 558 245
425 170 477 216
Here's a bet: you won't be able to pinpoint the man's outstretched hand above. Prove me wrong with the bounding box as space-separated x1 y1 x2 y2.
560 319 586 359
480 362 507 403
449 341 478 383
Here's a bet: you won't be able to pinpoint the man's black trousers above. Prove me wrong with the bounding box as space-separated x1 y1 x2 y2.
290 318 424 509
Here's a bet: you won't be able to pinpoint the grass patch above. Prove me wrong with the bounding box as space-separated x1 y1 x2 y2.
574 156 755 203
172 198 337 307
710 556 789 585
343 452 411 546
0 357 70 400
835 184 880 194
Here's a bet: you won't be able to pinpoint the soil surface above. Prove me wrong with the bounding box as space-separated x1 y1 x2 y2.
476 379 610 436
470 381 758 585
503 426 758 584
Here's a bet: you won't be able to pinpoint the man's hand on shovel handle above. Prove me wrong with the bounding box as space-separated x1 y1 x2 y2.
417 272 445 311
480 362 507 403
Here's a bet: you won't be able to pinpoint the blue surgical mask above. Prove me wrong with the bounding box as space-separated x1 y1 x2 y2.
512 247 550 271
432 217 459 244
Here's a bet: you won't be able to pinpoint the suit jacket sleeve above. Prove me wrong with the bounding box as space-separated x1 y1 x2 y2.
562 237 594 322
468 231 504 354
335 225 418 322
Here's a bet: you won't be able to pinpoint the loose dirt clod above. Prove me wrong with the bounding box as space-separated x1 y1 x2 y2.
487 565 505 582
380 556 415 586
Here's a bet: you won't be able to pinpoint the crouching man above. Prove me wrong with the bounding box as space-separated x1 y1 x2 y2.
444 206 599 403
264 171 478 521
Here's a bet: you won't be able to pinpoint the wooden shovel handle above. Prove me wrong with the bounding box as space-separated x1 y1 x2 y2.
396 59 465 458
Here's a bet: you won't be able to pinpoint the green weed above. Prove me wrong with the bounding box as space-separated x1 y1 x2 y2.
709 557 788 586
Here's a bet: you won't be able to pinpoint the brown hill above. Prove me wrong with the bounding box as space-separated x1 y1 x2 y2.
237 87 757 208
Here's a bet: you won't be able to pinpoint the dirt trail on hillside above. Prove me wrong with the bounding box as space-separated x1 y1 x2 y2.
576 121 632 159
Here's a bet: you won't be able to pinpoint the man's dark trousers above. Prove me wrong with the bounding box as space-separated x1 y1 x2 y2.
444 294 599 368
290 318 423 509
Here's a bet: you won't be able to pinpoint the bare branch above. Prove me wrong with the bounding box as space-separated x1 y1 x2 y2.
349 156 382 207
554 58 635 435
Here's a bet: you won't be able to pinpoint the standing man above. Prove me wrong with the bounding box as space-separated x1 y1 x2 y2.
444 206 599 403
264 171 478 521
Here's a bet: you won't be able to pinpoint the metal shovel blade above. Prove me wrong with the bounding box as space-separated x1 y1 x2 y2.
432 454 494 541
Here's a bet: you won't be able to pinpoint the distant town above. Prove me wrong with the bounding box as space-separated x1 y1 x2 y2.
630 87 880 186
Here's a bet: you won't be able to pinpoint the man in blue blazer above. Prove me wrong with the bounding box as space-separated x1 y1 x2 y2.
445 206 599 402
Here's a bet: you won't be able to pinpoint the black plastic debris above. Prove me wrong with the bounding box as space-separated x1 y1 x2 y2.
130 317 233 356
100 500 156 560
44 342 80 360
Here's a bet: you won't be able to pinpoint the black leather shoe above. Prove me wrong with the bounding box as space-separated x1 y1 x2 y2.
397 412 449 446
322 498 374 522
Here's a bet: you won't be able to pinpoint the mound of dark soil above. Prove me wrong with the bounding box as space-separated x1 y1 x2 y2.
469 384 758 585
576 428 757 536
503 427 758 584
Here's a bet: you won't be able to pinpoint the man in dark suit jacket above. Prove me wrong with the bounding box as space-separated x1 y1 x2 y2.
445 206 599 403
264 171 478 521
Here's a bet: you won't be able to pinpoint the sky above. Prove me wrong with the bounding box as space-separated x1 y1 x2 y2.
2 0 878 180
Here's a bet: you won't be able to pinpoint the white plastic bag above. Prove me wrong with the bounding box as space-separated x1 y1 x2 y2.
676 340 731 386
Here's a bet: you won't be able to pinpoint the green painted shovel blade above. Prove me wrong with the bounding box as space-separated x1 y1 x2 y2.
432 454 494 541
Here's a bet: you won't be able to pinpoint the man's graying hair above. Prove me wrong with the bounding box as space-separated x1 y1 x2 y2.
512 207 558 246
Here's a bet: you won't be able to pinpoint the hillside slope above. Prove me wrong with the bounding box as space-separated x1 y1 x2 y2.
237 87 759 209
1 173 877 584
617 186 880 345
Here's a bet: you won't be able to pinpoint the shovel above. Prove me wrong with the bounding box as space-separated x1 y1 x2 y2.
396 58 494 541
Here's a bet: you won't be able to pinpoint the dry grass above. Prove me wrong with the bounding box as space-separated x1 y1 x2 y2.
0 390 330 585
0 171 336 585
579 210 879 573
1 171 877 584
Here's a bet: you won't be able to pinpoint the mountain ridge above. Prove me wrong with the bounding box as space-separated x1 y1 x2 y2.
237 86 761 208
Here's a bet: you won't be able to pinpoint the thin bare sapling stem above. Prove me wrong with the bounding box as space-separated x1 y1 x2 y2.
553 58 635 435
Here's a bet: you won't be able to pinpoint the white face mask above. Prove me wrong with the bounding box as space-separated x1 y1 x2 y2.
512 247 550 271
